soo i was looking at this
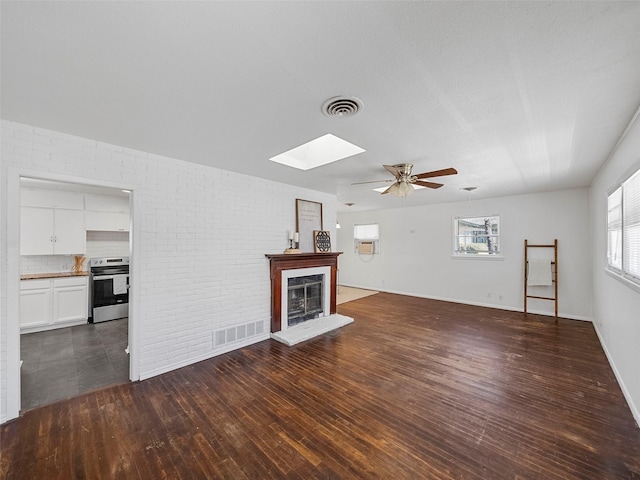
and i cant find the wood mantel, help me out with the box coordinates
[265,252,342,333]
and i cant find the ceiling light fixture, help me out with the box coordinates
[373,184,426,194]
[397,181,414,196]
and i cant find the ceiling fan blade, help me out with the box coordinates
[381,185,393,195]
[351,179,394,185]
[415,167,458,179]
[414,180,444,189]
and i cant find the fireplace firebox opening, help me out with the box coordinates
[287,274,324,326]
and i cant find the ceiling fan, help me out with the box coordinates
[352,163,458,196]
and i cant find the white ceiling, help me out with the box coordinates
[2,1,640,212]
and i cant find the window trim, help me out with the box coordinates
[606,185,623,273]
[605,267,640,294]
[606,164,640,289]
[452,214,502,257]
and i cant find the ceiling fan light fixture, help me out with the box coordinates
[361,163,458,196]
[387,183,401,196]
[398,181,414,196]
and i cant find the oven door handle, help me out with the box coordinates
[92,275,129,281]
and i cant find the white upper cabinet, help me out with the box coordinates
[20,207,86,255]
[53,209,87,254]
[20,187,86,254]
[84,194,129,213]
[85,211,129,232]
[20,187,130,250]
[20,207,55,255]
[84,194,130,231]
[21,188,84,210]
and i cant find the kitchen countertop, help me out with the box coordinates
[21,272,89,280]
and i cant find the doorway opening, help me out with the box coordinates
[18,177,132,411]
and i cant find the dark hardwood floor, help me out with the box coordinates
[2,293,639,479]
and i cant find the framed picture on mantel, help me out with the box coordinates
[314,230,331,253]
[296,199,323,253]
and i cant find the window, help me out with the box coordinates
[354,224,379,254]
[454,215,500,255]
[609,167,640,284]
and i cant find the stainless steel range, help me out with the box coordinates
[90,257,129,323]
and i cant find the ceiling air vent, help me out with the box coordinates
[322,96,363,118]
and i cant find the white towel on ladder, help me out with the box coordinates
[527,259,552,286]
[113,275,128,295]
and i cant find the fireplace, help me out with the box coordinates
[288,274,324,326]
[280,266,331,332]
[265,253,341,333]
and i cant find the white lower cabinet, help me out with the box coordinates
[53,277,89,324]
[20,276,88,333]
[19,280,51,329]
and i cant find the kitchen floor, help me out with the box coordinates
[20,318,129,411]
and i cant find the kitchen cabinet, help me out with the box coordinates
[84,194,129,213]
[85,193,130,232]
[20,276,88,333]
[19,279,51,330]
[85,211,129,231]
[53,277,89,324]
[20,207,86,255]
[21,188,84,210]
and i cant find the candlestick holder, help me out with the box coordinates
[284,239,301,254]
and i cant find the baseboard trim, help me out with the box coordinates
[592,322,640,428]
[339,284,592,322]
[139,332,270,381]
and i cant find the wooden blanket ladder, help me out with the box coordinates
[524,239,558,321]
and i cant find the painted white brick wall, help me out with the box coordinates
[0,120,337,422]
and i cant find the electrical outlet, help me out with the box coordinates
[498,294,504,301]
[487,292,492,298]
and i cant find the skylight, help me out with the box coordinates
[269,134,365,170]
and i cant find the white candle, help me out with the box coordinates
[294,232,299,243]
[288,231,294,240]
